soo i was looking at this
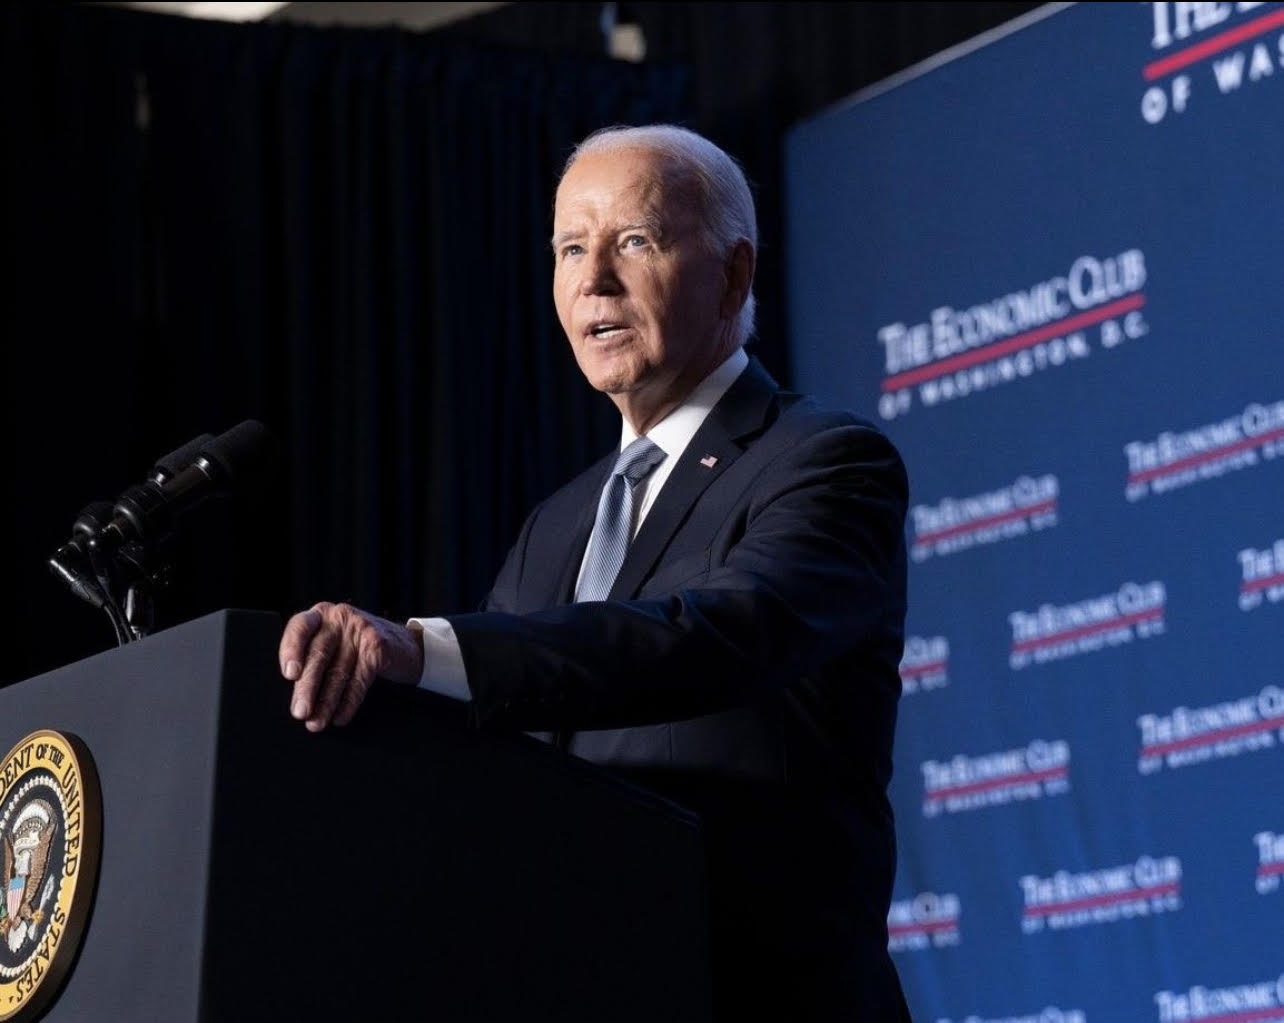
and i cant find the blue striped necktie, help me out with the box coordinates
[575,436,666,602]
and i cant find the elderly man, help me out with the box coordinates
[279,125,910,1019]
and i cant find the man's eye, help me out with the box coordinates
[623,235,647,248]
[561,244,584,258]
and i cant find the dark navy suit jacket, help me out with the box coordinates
[447,357,911,1019]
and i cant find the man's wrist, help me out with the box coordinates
[406,617,472,702]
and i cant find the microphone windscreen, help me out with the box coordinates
[201,420,275,484]
[152,433,215,483]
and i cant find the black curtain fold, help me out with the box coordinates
[1,5,691,684]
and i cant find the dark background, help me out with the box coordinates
[1,2,1039,685]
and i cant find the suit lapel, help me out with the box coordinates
[608,357,780,600]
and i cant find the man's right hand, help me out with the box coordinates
[278,602,424,732]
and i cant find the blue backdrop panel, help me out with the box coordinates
[785,3,1284,1020]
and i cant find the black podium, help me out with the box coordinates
[1,610,711,1021]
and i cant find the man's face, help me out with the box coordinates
[552,147,734,428]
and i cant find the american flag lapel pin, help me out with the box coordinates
[700,454,718,469]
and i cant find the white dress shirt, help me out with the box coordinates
[410,346,749,701]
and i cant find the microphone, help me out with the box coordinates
[47,501,117,609]
[48,432,216,598]
[150,432,216,485]
[88,420,274,557]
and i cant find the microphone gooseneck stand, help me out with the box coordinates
[47,421,271,647]
[49,502,180,645]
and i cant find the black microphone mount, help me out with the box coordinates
[48,421,272,645]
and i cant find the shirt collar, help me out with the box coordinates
[619,347,750,458]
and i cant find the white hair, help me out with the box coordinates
[564,124,757,346]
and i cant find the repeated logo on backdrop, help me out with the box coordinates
[900,636,951,695]
[875,251,1149,422]
[887,891,961,952]
[1238,538,1284,611]
[1008,581,1166,671]
[1254,831,1284,895]
[1153,975,1284,1023]
[1141,1,1284,125]
[921,741,1071,818]
[1019,855,1182,934]
[1123,399,1284,502]
[910,475,1058,563]
[787,1,1284,1018]
[1137,685,1284,774]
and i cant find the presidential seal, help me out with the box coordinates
[0,731,101,1021]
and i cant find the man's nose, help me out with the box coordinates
[581,246,623,295]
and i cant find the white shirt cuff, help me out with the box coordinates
[406,617,472,702]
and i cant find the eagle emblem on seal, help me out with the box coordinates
[0,799,57,954]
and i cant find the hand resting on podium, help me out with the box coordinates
[278,602,424,732]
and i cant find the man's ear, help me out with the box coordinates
[720,240,756,319]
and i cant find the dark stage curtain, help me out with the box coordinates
[0,5,690,684]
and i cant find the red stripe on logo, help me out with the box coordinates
[881,294,1144,392]
[914,498,1057,545]
[901,660,948,678]
[1141,714,1284,757]
[1023,880,1180,917]
[1242,570,1284,594]
[1128,425,1284,485]
[887,918,959,937]
[1156,1008,1284,1023]
[1011,608,1163,654]
[924,765,1067,801]
[1143,6,1284,81]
